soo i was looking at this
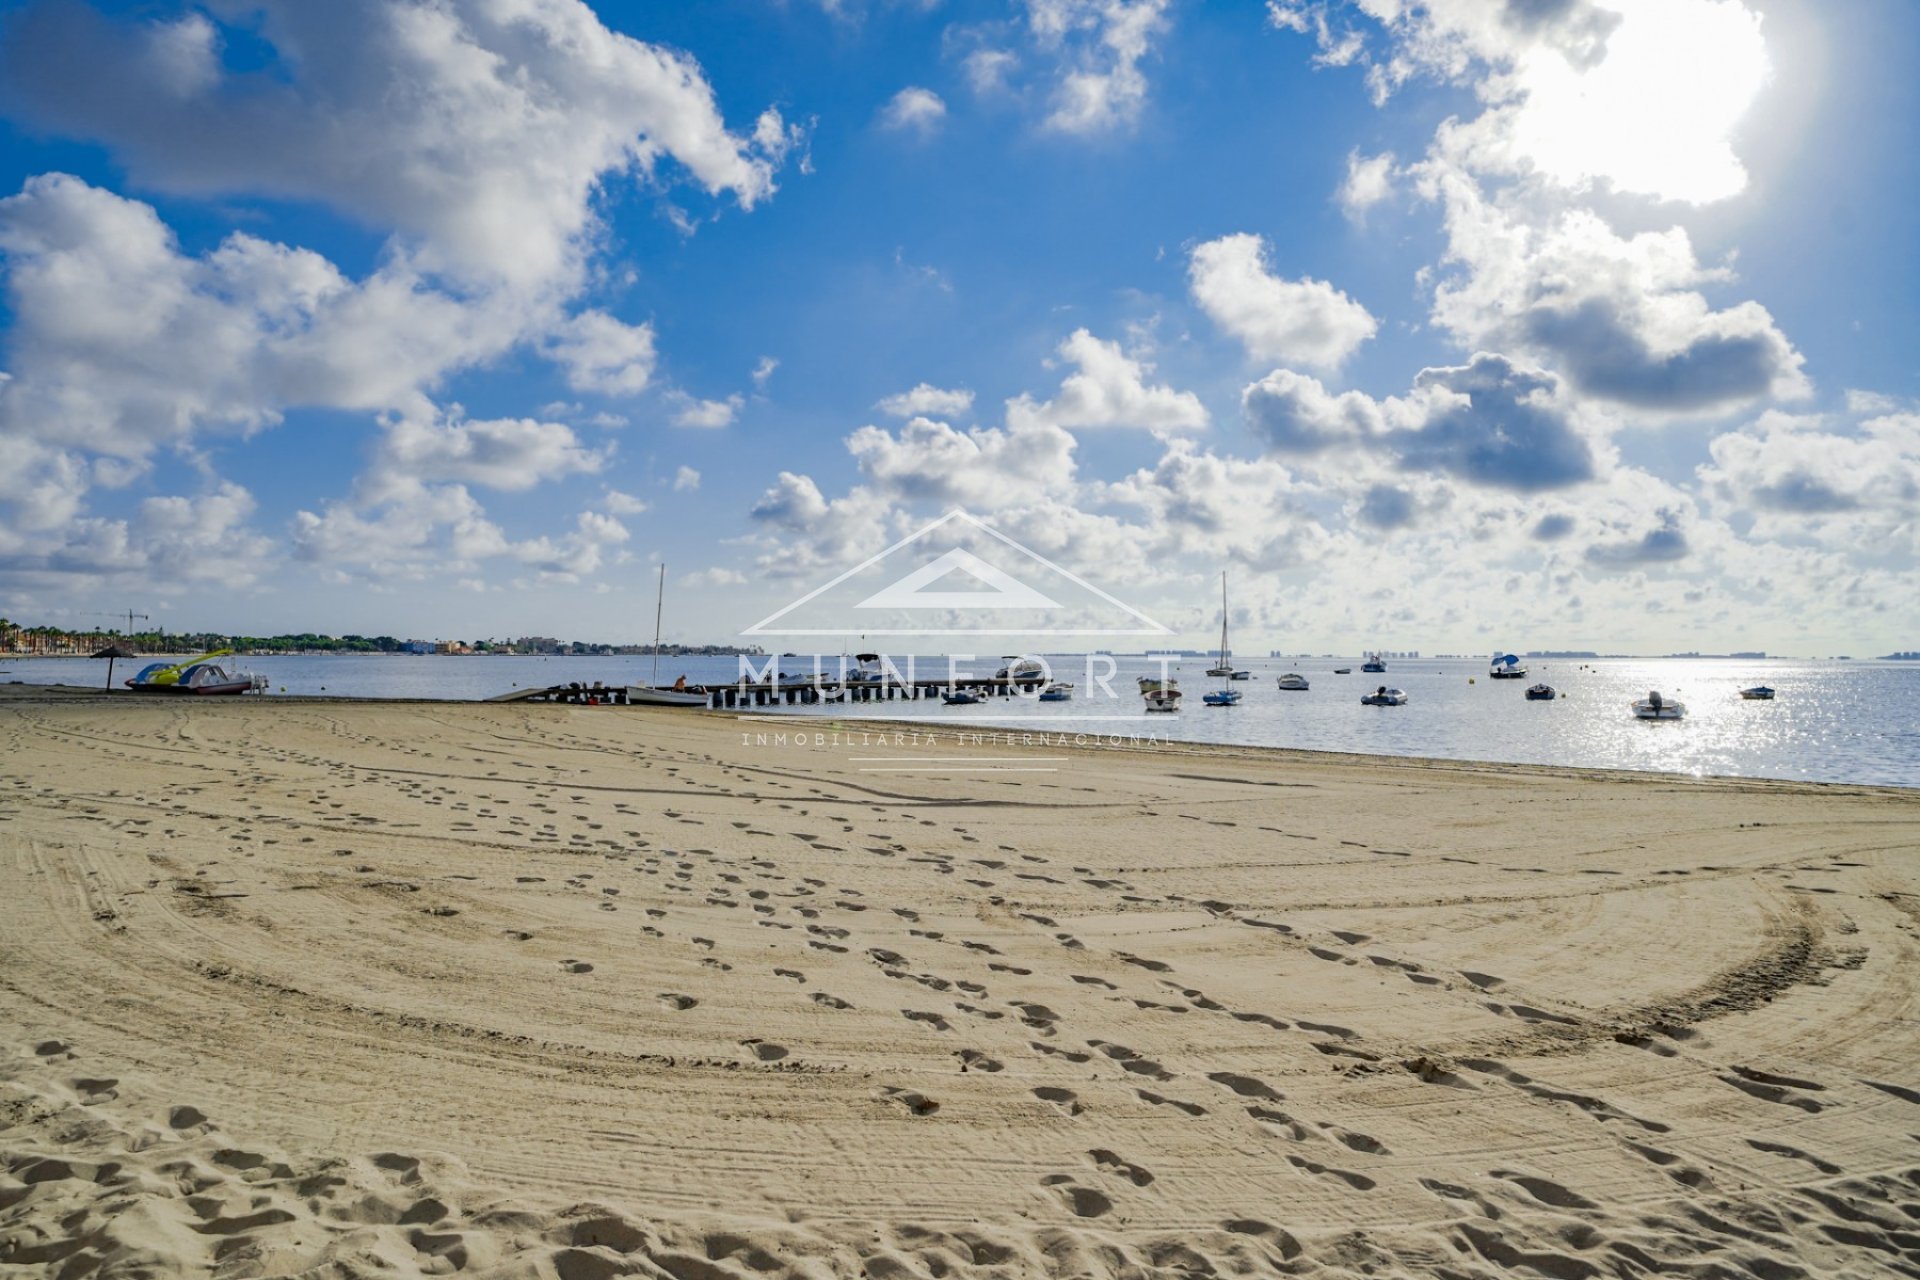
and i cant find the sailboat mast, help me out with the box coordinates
[650,563,666,687]
[1219,570,1229,664]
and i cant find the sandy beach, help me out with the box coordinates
[3,687,1918,1279]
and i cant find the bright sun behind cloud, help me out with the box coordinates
[1508,0,1772,204]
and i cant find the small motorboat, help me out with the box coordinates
[1360,686,1407,706]
[628,685,710,707]
[1138,676,1178,695]
[1525,683,1556,701]
[1037,682,1075,702]
[1488,652,1528,679]
[1230,669,1253,680]
[943,691,983,706]
[1143,688,1181,714]
[1202,688,1242,706]
[1275,673,1309,691]
[995,657,1047,683]
[1360,652,1386,673]
[1333,667,1351,675]
[1632,691,1686,720]
[1739,686,1776,700]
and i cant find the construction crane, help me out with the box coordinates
[83,609,151,635]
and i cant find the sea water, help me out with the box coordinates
[6,653,1914,789]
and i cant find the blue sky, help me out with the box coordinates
[0,0,1914,655]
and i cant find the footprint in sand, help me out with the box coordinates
[1490,1170,1597,1210]
[658,993,698,1011]
[903,1009,951,1032]
[1207,1071,1282,1101]
[560,959,594,973]
[72,1077,119,1105]
[1330,1127,1392,1155]
[1032,1086,1083,1116]
[1286,1154,1375,1191]
[810,992,853,1010]
[1297,1019,1358,1039]
[1248,1106,1313,1141]
[1718,1072,1823,1112]
[1231,1011,1290,1032]
[1135,1090,1207,1117]
[743,1040,789,1062]
[1088,1148,1155,1186]
[1730,1064,1826,1092]
[1042,1178,1111,1218]
[875,1086,940,1116]
[958,1049,1004,1073]
[1744,1138,1843,1176]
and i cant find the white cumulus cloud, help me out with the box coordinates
[880,87,947,135]
[1027,0,1171,135]
[544,311,657,397]
[876,383,976,418]
[1189,233,1378,369]
[1338,149,1397,221]
[1006,329,1208,433]
[0,0,793,290]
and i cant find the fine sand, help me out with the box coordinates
[3,686,1918,1279]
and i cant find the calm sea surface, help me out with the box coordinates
[6,652,1914,789]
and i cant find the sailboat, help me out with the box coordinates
[1203,571,1243,705]
[628,564,709,707]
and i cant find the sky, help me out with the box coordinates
[0,0,1914,656]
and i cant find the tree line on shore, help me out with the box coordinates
[1,619,762,658]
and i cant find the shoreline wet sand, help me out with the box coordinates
[4,688,1918,1278]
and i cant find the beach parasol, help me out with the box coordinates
[90,643,139,690]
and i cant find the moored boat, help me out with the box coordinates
[1205,572,1247,678]
[1360,686,1407,706]
[995,656,1047,683]
[1143,689,1181,713]
[943,691,983,706]
[1361,652,1386,673]
[1632,691,1686,720]
[1037,682,1074,702]
[1739,685,1776,700]
[1525,683,1556,701]
[1489,652,1528,679]
[1202,688,1242,706]
[627,685,709,707]
[1275,673,1309,691]
[629,565,710,709]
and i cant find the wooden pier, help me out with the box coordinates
[492,675,1049,710]
[703,674,1048,710]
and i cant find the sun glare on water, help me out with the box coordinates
[1509,0,1772,204]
